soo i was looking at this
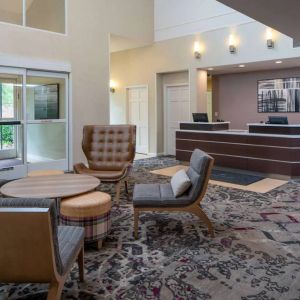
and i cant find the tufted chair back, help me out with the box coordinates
[82,125,136,171]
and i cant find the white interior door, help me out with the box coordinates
[127,86,148,154]
[166,84,190,155]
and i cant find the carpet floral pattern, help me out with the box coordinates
[0,157,300,300]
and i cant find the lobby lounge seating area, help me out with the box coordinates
[0,0,300,299]
[0,154,299,299]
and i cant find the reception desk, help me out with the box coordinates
[180,122,230,131]
[176,123,300,177]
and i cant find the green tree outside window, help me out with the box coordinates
[0,83,15,149]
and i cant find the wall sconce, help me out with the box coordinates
[110,80,117,93]
[194,41,202,59]
[228,34,237,54]
[266,28,275,49]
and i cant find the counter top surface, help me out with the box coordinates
[176,129,300,138]
[247,123,300,127]
[180,121,230,125]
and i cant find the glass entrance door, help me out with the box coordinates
[0,68,69,180]
[26,71,69,172]
[0,68,26,180]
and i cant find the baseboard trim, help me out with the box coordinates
[147,152,165,156]
[156,152,166,156]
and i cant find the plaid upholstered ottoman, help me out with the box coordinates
[60,191,111,249]
[27,169,64,177]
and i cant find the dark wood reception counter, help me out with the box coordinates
[180,121,230,131]
[248,123,300,135]
[176,123,300,177]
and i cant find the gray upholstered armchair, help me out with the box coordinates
[0,198,85,300]
[133,149,214,239]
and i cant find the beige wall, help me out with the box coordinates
[212,68,300,129]
[0,0,153,166]
[108,0,154,47]
[111,21,300,153]
[110,38,192,153]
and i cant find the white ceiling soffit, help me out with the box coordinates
[154,0,254,42]
[206,57,300,76]
[217,0,300,43]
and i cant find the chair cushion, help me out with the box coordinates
[133,183,193,207]
[171,169,191,197]
[28,170,64,177]
[58,225,85,275]
[74,163,127,181]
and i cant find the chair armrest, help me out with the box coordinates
[73,163,88,174]
[121,163,133,180]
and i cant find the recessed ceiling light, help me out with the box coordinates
[275,60,282,64]
[208,68,214,71]
[239,64,245,68]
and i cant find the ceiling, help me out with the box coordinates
[206,57,300,76]
[217,0,300,43]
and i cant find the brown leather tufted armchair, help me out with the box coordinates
[74,125,136,205]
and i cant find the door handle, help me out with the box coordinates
[0,167,14,171]
[0,121,21,126]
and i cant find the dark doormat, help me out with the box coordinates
[211,169,265,186]
[0,158,22,169]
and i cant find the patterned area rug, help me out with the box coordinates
[1,156,300,300]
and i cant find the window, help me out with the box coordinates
[0,0,23,25]
[26,0,65,33]
[0,0,66,34]
[0,81,16,151]
[0,75,22,158]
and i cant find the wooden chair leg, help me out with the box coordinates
[124,180,130,201]
[78,246,84,282]
[115,182,121,206]
[48,280,64,300]
[97,239,103,250]
[134,209,139,240]
[192,206,215,237]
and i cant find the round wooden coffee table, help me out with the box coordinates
[0,174,100,199]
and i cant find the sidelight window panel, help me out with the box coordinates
[0,0,23,25]
[0,0,66,34]
[26,0,66,33]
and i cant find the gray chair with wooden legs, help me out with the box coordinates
[74,125,136,205]
[0,198,85,300]
[133,149,215,239]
